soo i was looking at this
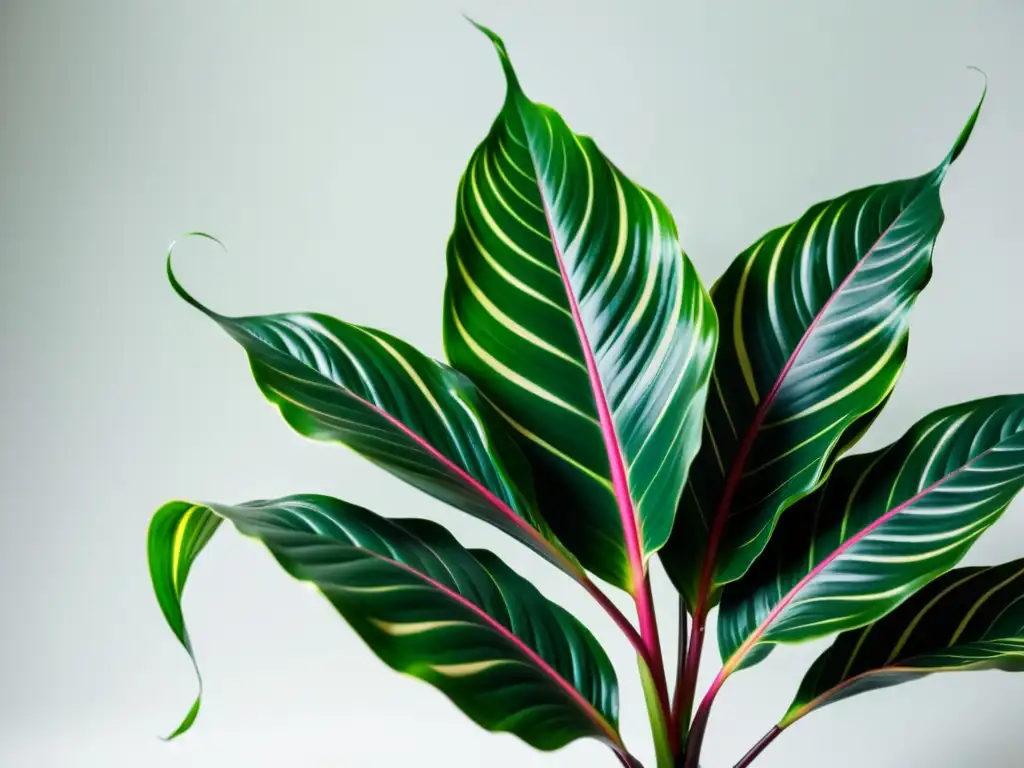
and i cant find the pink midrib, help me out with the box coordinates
[331,372,655,669]
[696,213,907,616]
[785,664,933,726]
[531,184,670,718]
[370,548,621,745]
[532,185,645,594]
[345,389,575,572]
[262,338,652,662]
[726,441,1002,674]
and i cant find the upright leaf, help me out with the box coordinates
[718,396,1024,673]
[662,89,985,609]
[443,24,717,592]
[783,558,1024,727]
[167,244,580,578]
[149,495,624,754]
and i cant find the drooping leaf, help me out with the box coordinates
[149,494,625,754]
[442,24,717,592]
[166,242,580,579]
[782,558,1024,727]
[661,88,985,609]
[717,395,1024,673]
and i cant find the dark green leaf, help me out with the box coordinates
[148,494,624,754]
[783,558,1024,726]
[167,240,580,579]
[718,395,1024,673]
[661,89,985,609]
[443,24,718,592]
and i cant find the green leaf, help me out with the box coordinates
[661,88,985,609]
[166,240,581,579]
[717,395,1024,674]
[148,494,625,754]
[782,558,1024,727]
[442,23,718,592]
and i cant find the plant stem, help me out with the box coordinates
[733,726,782,768]
[615,750,646,768]
[582,576,651,665]
[673,597,707,760]
[634,572,675,763]
[672,601,689,745]
[581,572,672,763]
[683,664,730,768]
[636,573,669,699]
[677,603,689,677]
[640,660,674,767]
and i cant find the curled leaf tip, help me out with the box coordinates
[160,695,202,741]
[965,64,988,113]
[966,64,989,89]
[165,232,228,320]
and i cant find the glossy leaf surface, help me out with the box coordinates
[718,396,1024,671]
[167,246,580,578]
[662,92,984,608]
[443,25,717,592]
[149,495,623,753]
[783,558,1024,726]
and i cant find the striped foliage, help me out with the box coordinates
[783,558,1024,727]
[166,244,580,578]
[443,24,717,592]
[661,92,985,609]
[148,495,624,754]
[717,396,1024,673]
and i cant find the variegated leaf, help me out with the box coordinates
[661,88,985,611]
[443,24,717,592]
[167,242,579,578]
[782,558,1024,728]
[718,396,1024,674]
[149,495,626,755]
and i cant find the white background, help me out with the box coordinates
[2,1,1022,766]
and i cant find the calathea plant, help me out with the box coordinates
[147,21,1021,768]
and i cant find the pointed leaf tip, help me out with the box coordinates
[463,15,505,52]
[944,67,987,168]
[465,18,521,96]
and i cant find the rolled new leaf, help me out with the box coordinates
[166,243,580,579]
[443,23,717,593]
[782,558,1024,728]
[663,84,985,610]
[718,395,1024,673]
[149,494,624,754]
